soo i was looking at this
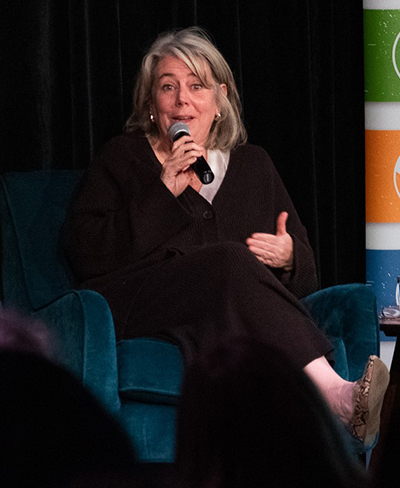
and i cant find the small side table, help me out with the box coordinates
[369,317,400,484]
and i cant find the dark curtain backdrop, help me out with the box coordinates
[0,0,365,289]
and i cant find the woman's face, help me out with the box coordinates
[150,55,226,148]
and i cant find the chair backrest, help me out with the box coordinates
[0,170,83,312]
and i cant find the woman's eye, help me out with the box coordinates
[161,84,174,91]
[192,84,203,90]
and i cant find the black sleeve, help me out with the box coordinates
[64,136,194,281]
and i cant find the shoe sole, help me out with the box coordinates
[364,356,390,447]
[351,355,390,449]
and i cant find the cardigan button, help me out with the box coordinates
[203,210,214,220]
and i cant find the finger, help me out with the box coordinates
[248,244,270,258]
[173,146,201,161]
[247,241,277,262]
[276,212,289,236]
[247,235,277,247]
[252,252,275,267]
[166,150,202,172]
[247,233,271,242]
[254,255,266,265]
[171,135,193,149]
[172,138,205,155]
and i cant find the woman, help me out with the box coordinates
[64,27,388,450]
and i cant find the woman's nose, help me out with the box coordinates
[175,86,189,106]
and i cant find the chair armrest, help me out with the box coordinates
[33,289,120,413]
[302,284,380,381]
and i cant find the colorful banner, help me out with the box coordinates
[364,9,400,101]
[364,1,400,339]
[365,130,400,223]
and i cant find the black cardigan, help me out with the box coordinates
[65,130,318,332]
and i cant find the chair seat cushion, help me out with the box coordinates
[117,338,184,405]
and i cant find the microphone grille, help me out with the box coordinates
[168,122,190,142]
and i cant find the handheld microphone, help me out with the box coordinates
[167,122,214,185]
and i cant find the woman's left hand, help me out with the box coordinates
[246,212,294,271]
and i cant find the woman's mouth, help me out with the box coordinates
[172,116,194,123]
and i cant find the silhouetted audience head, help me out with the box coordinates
[175,337,373,488]
[0,309,139,487]
[0,308,54,358]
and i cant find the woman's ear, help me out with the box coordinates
[220,83,228,96]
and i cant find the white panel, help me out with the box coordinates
[365,102,400,130]
[366,222,400,249]
[364,0,400,9]
[380,341,396,370]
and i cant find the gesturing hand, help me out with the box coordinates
[246,212,294,271]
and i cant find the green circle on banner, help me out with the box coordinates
[364,9,400,101]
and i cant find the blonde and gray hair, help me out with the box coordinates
[125,27,247,151]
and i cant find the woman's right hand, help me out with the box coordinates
[160,136,204,197]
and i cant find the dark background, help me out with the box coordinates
[0,0,365,289]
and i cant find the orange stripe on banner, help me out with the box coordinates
[365,130,400,223]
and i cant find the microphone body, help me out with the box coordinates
[167,122,214,185]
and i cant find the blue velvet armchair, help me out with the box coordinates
[0,170,380,462]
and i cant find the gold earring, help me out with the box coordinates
[150,113,155,123]
[215,112,221,121]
